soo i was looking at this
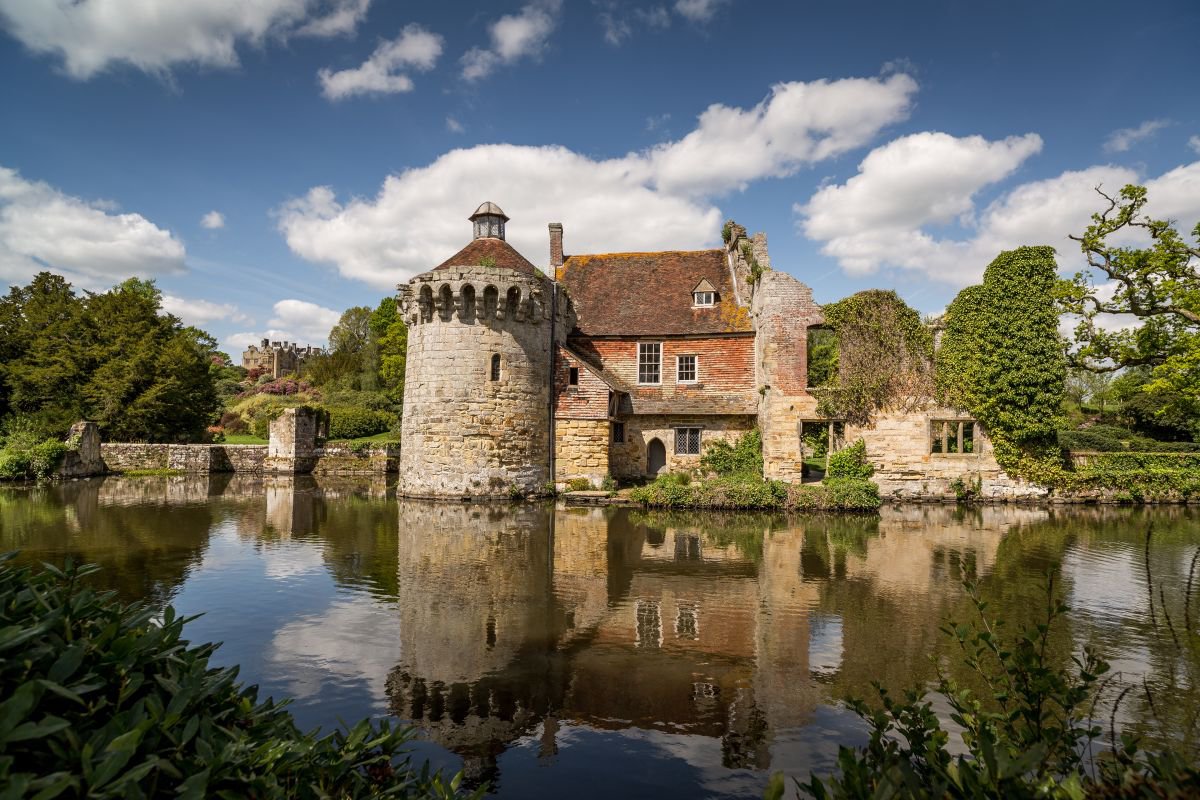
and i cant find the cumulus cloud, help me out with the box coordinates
[225,298,341,351]
[318,24,443,100]
[277,73,918,288]
[201,210,226,229]
[798,128,1200,286]
[461,0,561,81]
[0,165,185,287]
[162,294,248,325]
[674,0,730,23]
[1190,135,1200,155]
[0,0,372,80]
[1103,119,1170,153]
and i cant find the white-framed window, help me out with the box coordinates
[693,291,715,307]
[677,354,697,383]
[638,342,662,384]
[675,426,701,455]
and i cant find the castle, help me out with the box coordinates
[241,338,322,379]
[397,202,1038,500]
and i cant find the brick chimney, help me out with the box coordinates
[548,222,563,270]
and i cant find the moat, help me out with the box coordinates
[3,475,1198,798]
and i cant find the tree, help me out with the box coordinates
[1059,184,1199,438]
[936,247,1067,475]
[329,306,372,357]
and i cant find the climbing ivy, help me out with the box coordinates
[816,290,934,424]
[935,246,1067,480]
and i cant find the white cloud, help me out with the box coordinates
[225,298,341,351]
[1103,119,1170,153]
[1190,135,1200,155]
[445,116,464,134]
[800,131,1044,271]
[0,165,185,287]
[461,0,561,81]
[201,210,226,229]
[598,3,670,45]
[162,294,249,326]
[0,0,372,80]
[318,24,443,100]
[277,74,917,288]
[645,73,919,196]
[798,124,1200,287]
[673,0,730,23]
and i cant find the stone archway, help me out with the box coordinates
[646,438,666,476]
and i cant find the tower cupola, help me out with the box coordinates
[470,201,509,240]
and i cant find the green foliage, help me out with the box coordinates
[806,328,839,388]
[0,418,70,480]
[477,256,497,268]
[825,439,874,479]
[798,577,1200,798]
[721,220,734,243]
[564,477,593,492]
[326,406,397,440]
[0,273,222,443]
[600,474,617,492]
[0,555,478,799]
[630,473,880,511]
[1059,185,1200,440]
[936,247,1068,480]
[817,290,934,424]
[740,241,767,284]
[700,428,763,477]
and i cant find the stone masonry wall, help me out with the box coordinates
[397,265,574,498]
[751,270,824,481]
[610,414,755,478]
[311,444,400,476]
[847,408,1047,501]
[100,444,268,474]
[554,418,610,487]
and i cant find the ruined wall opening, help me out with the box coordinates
[437,284,453,322]
[806,325,837,389]
[505,286,521,318]
[799,419,846,482]
[419,285,433,323]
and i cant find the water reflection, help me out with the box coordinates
[2,478,1198,798]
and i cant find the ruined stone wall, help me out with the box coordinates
[847,408,1047,501]
[56,421,105,478]
[100,443,268,474]
[609,413,755,478]
[751,271,824,481]
[397,266,573,498]
[554,419,610,487]
[311,444,400,476]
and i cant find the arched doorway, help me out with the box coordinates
[646,438,666,476]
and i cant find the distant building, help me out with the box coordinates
[241,339,322,380]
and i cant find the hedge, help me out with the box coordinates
[629,474,880,511]
[325,406,397,440]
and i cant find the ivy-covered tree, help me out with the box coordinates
[816,290,934,424]
[936,247,1067,475]
[1058,185,1199,439]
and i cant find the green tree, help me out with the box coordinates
[1059,184,1199,438]
[936,247,1067,477]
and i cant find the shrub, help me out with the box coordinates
[326,406,397,440]
[565,477,593,492]
[0,438,68,480]
[825,439,874,479]
[700,428,763,477]
[600,474,617,492]
[1059,429,1125,452]
[0,556,479,799]
[821,477,881,510]
[794,577,1200,798]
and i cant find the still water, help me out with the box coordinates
[3,475,1199,798]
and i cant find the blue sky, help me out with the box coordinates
[1,0,1197,353]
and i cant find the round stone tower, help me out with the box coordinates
[397,202,575,498]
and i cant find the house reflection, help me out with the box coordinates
[383,503,1033,788]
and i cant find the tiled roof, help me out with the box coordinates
[434,238,538,274]
[556,250,751,336]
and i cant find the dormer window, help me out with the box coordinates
[691,278,717,307]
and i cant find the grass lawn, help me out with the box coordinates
[221,432,398,446]
[223,434,267,445]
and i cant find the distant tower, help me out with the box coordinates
[397,202,575,498]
